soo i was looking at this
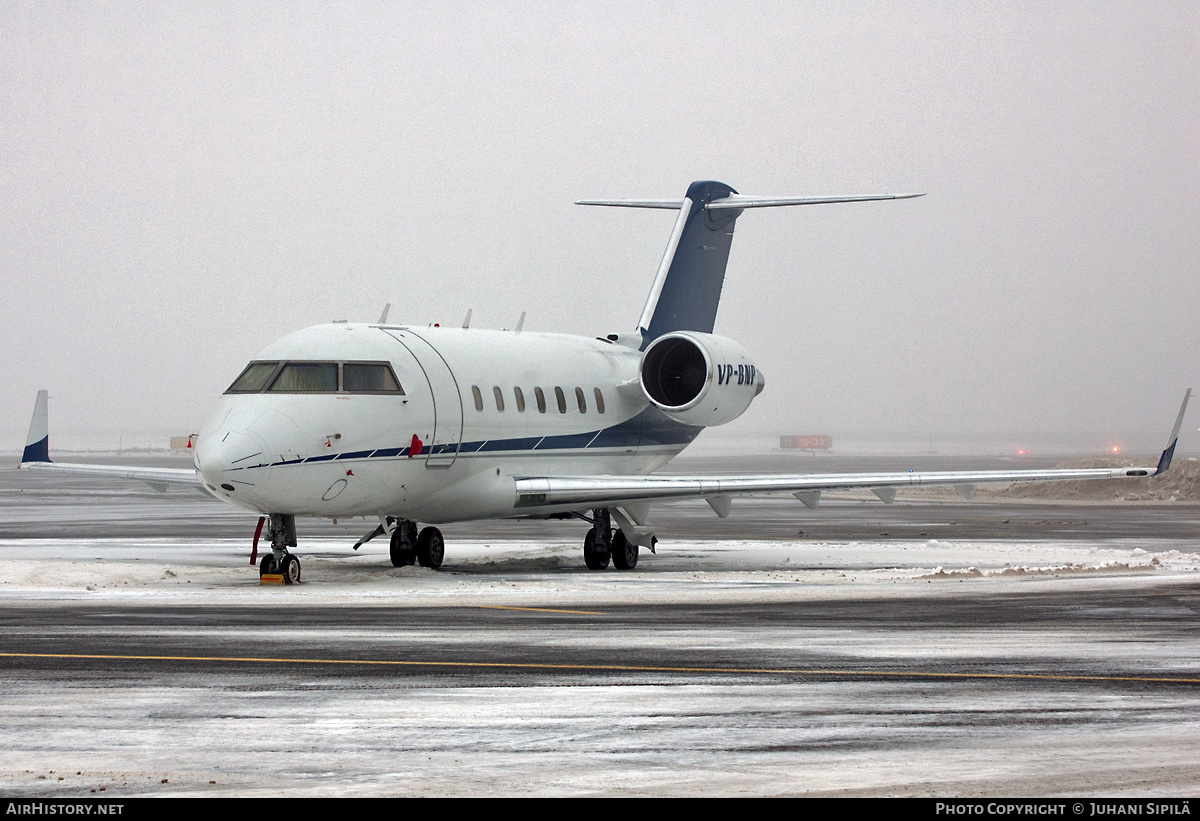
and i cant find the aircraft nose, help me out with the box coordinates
[196,430,268,489]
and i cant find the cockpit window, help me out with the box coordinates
[269,363,339,392]
[226,360,405,395]
[343,363,404,394]
[226,362,279,393]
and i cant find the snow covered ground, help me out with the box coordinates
[0,535,1196,601]
[0,536,1198,796]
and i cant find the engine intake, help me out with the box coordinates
[640,332,762,427]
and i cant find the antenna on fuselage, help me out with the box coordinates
[377,303,391,324]
[462,309,472,329]
[514,311,525,333]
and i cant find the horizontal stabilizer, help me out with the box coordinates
[577,193,925,211]
[706,193,924,210]
[576,198,686,209]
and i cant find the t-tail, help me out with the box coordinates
[578,180,924,347]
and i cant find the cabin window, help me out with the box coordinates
[493,386,505,411]
[226,362,279,393]
[268,363,338,393]
[594,388,605,414]
[535,387,546,413]
[514,387,526,412]
[343,363,404,394]
[554,387,567,413]
[575,387,587,413]
[472,385,483,412]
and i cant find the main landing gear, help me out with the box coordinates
[389,518,445,569]
[583,509,638,571]
[258,513,302,584]
[255,513,447,582]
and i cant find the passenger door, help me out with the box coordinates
[379,329,463,469]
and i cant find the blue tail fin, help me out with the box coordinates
[640,180,741,344]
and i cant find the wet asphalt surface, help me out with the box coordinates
[1,453,1198,795]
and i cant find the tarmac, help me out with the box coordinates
[1,452,1197,796]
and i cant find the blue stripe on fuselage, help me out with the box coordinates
[241,407,701,469]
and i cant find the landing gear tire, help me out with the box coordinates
[258,555,277,576]
[279,553,301,585]
[416,527,445,569]
[390,522,416,567]
[583,529,610,570]
[610,531,638,570]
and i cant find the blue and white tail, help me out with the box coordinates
[578,180,923,347]
[22,389,50,464]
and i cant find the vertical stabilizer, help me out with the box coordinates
[640,181,741,345]
[22,390,50,463]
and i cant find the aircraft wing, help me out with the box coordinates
[514,390,1192,545]
[515,462,1159,509]
[18,460,201,487]
[17,390,201,491]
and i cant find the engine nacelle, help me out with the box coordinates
[639,331,764,427]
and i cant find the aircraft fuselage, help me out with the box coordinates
[194,322,710,522]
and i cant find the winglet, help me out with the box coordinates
[22,390,50,464]
[1154,388,1192,475]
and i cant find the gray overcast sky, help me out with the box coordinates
[2,2,1197,451]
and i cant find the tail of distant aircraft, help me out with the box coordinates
[578,180,923,348]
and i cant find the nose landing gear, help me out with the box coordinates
[258,513,301,584]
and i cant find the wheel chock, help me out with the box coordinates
[260,574,285,585]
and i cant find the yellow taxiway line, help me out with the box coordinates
[2,652,1198,685]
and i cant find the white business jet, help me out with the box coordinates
[19,181,1192,583]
